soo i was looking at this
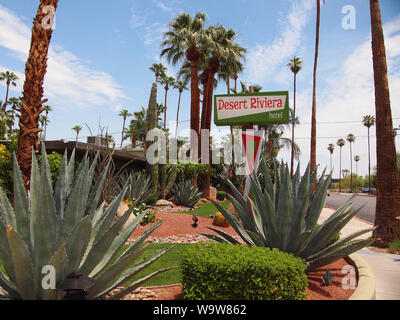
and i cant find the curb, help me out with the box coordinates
[348,253,376,300]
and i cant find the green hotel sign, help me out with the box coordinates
[214,91,290,126]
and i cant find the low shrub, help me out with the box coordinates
[181,243,308,300]
[389,239,400,255]
[216,190,227,201]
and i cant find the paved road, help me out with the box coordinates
[325,193,376,224]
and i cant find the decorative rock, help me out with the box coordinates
[156,199,174,207]
[226,203,241,221]
[116,201,136,229]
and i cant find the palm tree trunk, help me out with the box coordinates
[370,0,400,243]
[120,117,126,148]
[164,86,168,131]
[17,0,58,189]
[350,143,353,193]
[75,132,79,145]
[3,82,10,113]
[187,45,200,159]
[310,0,320,175]
[175,90,182,139]
[290,73,297,177]
[339,147,342,192]
[368,127,371,192]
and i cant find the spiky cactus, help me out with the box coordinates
[145,82,159,194]
[0,145,173,300]
[205,161,374,270]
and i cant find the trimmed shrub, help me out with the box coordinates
[216,190,227,201]
[181,243,308,300]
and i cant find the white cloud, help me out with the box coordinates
[244,0,314,85]
[0,5,126,110]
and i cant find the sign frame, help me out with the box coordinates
[214,91,290,126]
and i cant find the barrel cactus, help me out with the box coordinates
[212,212,230,228]
[204,160,374,270]
[0,145,173,300]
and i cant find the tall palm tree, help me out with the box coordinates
[346,133,356,193]
[42,104,52,140]
[310,0,326,176]
[149,63,167,83]
[287,56,303,177]
[72,125,82,145]
[327,143,335,173]
[17,0,59,188]
[354,155,360,176]
[362,115,375,192]
[0,71,19,112]
[39,115,50,140]
[370,0,400,243]
[337,138,346,192]
[173,80,188,138]
[118,109,132,148]
[159,75,175,132]
[161,12,207,160]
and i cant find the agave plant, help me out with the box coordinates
[205,160,374,270]
[0,145,173,300]
[173,180,202,208]
[115,170,157,206]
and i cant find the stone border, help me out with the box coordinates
[348,253,376,300]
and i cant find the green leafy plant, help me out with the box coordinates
[204,160,374,270]
[181,243,308,300]
[0,145,174,300]
[173,180,202,208]
[216,190,227,201]
[389,239,400,254]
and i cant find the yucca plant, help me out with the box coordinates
[0,145,174,300]
[204,160,374,270]
[173,180,202,208]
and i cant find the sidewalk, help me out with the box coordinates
[320,208,400,300]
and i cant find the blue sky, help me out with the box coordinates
[0,0,399,178]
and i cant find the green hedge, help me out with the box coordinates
[216,190,227,201]
[181,243,308,300]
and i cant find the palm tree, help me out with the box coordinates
[0,71,19,112]
[362,115,375,192]
[72,125,82,145]
[118,109,132,148]
[2,110,15,138]
[173,80,188,138]
[310,0,326,176]
[159,75,175,131]
[370,0,400,243]
[17,0,59,188]
[149,63,167,83]
[39,115,50,140]
[346,133,356,193]
[287,56,303,177]
[124,107,147,149]
[354,155,360,175]
[161,12,207,159]
[327,143,335,173]
[202,25,246,133]
[337,138,346,192]
[41,104,52,140]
